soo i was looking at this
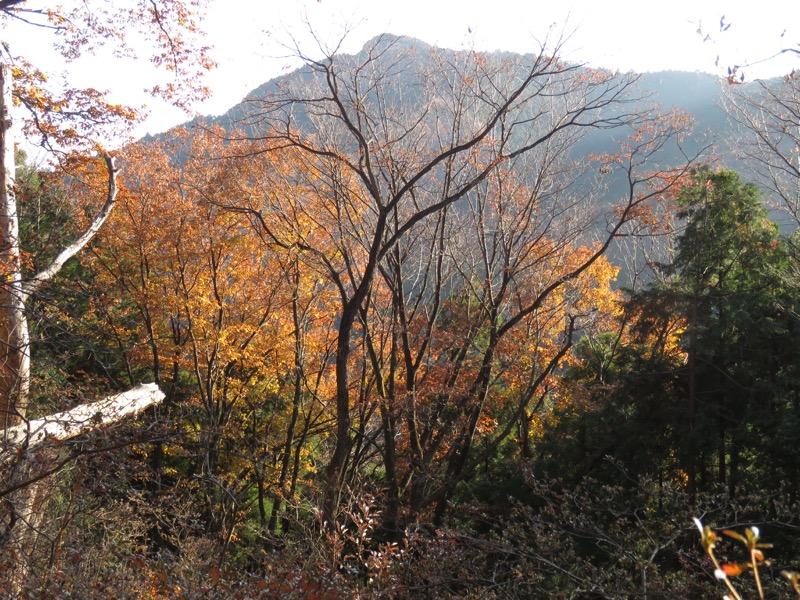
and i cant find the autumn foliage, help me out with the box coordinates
[7,25,800,599]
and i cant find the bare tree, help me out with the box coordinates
[727,78,800,225]
[227,32,699,523]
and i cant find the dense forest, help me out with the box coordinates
[3,5,800,599]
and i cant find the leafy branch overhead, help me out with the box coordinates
[1,0,216,151]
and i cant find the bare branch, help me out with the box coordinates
[22,153,119,298]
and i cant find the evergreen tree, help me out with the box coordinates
[667,167,793,496]
[545,167,800,498]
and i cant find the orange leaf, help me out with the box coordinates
[721,563,750,577]
[722,529,747,543]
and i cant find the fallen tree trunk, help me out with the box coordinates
[1,382,165,458]
[0,383,165,592]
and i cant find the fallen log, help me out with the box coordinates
[0,383,165,590]
[1,382,165,459]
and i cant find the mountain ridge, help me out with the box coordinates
[166,35,758,175]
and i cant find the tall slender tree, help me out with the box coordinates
[0,1,213,588]
[0,0,213,427]
[229,33,700,521]
[667,167,789,496]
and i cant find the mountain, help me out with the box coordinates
[152,33,777,181]
[156,35,777,285]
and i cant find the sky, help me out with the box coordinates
[4,0,800,143]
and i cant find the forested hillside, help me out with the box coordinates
[3,28,800,599]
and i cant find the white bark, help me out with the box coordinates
[1,383,165,457]
[0,57,120,428]
[0,60,28,430]
[0,382,164,593]
[22,154,120,298]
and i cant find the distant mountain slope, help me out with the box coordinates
[143,36,781,287]
[184,37,761,174]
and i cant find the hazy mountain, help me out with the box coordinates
[186,36,760,174]
[143,35,781,289]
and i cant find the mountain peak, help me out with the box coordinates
[360,33,429,52]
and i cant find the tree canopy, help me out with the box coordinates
[3,27,800,599]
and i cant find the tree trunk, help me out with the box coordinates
[0,57,120,433]
[323,300,358,520]
[0,56,143,593]
[0,61,28,431]
[1,383,165,593]
[2,383,165,458]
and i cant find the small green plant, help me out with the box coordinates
[694,517,800,599]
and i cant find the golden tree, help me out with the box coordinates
[222,34,703,524]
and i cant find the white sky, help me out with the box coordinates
[4,0,800,142]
